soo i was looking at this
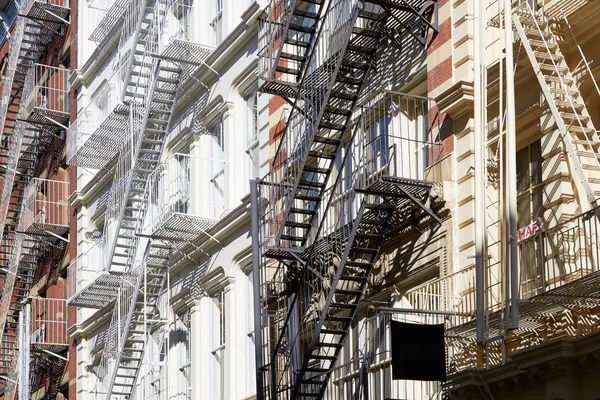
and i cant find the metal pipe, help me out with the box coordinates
[474,0,486,344]
[504,0,519,330]
[250,179,265,400]
[24,302,30,399]
[373,306,474,317]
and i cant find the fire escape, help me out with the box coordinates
[254,0,441,398]
[0,0,70,397]
[394,2,600,378]
[65,0,214,397]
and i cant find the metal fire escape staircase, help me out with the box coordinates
[259,0,328,99]
[0,0,69,394]
[257,1,440,399]
[102,240,171,399]
[263,0,392,258]
[513,5,600,213]
[93,0,182,397]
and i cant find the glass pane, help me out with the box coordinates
[517,193,531,228]
[530,140,542,186]
[516,147,530,194]
[532,186,544,220]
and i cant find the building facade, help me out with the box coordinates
[0,0,73,398]
[0,0,597,399]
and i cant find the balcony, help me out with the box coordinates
[89,0,129,46]
[24,0,70,38]
[147,153,224,243]
[30,297,68,350]
[67,102,131,169]
[21,178,69,237]
[22,64,70,130]
[67,242,125,309]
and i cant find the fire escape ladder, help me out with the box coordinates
[264,0,388,256]
[513,5,600,213]
[101,62,181,398]
[291,199,393,398]
[105,241,171,399]
[259,0,328,98]
[104,0,180,275]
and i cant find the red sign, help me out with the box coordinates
[518,220,542,242]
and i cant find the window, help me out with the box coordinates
[167,0,191,41]
[366,112,390,179]
[516,140,543,229]
[212,290,226,400]
[174,310,192,399]
[516,139,544,296]
[210,0,223,45]
[244,89,259,181]
[209,120,225,218]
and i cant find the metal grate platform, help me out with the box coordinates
[67,271,128,309]
[151,212,218,246]
[89,0,129,44]
[26,1,70,36]
[68,103,131,169]
[159,38,214,77]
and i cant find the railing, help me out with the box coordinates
[259,90,445,397]
[23,64,70,121]
[261,0,364,252]
[30,0,70,8]
[261,90,444,250]
[323,313,445,399]
[147,153,224,234]
[65,71,127,168]
[66,242,106,304]
[22,178,70,234]
[518,208,600,299]
[30,297,68,346]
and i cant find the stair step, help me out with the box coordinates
[545,75,574,85]
[355,232,383,240]
[550,87,578,97]
[296,194,321,202]
[303,165,329,174]
[329,90,357,101]
[298,179,325,189]
[157,76,179,84]
[280,52,306,62]
[308,150,336,159]
[330,302,357,309]
[560,112,589,124]
[284,37,310,48]
[569,126,597,135]
[308,354,337,361]
[334,289,362,296]
[276,65,300,75]
[305,367,329,373]
[290,207,316,215]
[313,136,341,146]
[281,235,304,242]
[539,63,569,74]
[324,105,352,116]
[314,341,343,348]
[529,39,557,51]
[349,246,378,254]
[288,22,316,34]
[335,75,362,86]
[293,8,319,19]
[285,221,311,229]
[534,51,562,63]
[340,274,368,282]
[320,328,347,335]
[555,100,584,112]
[352,26,380,38]
[319,121,346,131]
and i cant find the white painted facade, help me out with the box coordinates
[68,0,269,399]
